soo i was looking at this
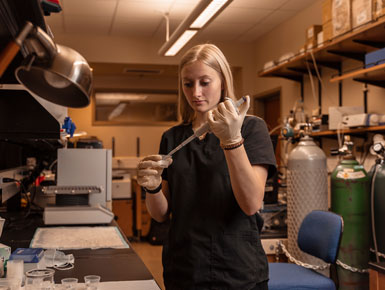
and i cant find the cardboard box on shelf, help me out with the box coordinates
[323,20,333,41]
[322,0,332,24]
[317,31,325,47]
[332,0,352,37]
[373,0,385,19]
[352,0,372,29]
[306,25,323,41]
[306,38,318,50]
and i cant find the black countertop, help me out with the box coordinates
[0,210,154,283]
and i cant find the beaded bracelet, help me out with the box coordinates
[144,183,162,194]
[221,138,244,150]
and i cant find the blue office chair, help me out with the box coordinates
[268,210,344,290]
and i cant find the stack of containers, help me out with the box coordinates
[323,0,385,43]
[373,0,385,19]
[352,0,372,29]
[322,0,333,42]
[305,25,323,50]
[332,0,351,37]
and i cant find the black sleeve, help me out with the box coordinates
[242,116,277,179]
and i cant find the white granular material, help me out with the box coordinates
[30,226,129,249]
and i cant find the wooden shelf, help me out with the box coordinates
[330,62,385,88]
[311,125,385,137]
[258,17,385,82]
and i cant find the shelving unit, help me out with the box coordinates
[258,16,385,88]
[258,16,385,138]
[330,62,385,88]
[311,125,385,137]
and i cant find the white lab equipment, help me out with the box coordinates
[43,148,114,225]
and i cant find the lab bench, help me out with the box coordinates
[0,211,156,285]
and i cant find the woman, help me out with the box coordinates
[137,44,276,290]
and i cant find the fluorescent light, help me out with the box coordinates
[165,30,198,56]
[95,93,148,105]
[158,0,233,56]
[190,0,228,29]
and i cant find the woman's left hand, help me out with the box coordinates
[207,95,250,146]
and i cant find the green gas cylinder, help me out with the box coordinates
[331,136,370,290]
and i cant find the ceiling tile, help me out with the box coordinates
[62,0,117,17]
[111,19,160,37]
[237,23,276,42]
[46,0,317,45]
[168,2,197,21]
[259,10,294,25]
[199,22,255,42]
[230,0,288,9]
[215,7,272,24]
[64,15,112,34]
[280,0,315,10]
[115,1,172,20]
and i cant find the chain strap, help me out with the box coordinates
[277,241,370,273]
[370,248,385,259]
[336,260,369,273]
[277,241,330,270]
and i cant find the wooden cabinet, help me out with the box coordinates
[112,199,134,238]
[369,262,385,290]
[112,179,152,239]
[132,179,152,238]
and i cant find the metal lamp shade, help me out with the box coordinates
[15,44,92,108]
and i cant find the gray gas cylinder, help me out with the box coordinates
[287,135,328,266]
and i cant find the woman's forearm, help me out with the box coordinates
[145,181,170,222]
[224,145,268,215]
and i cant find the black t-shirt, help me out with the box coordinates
[159,115,277,290]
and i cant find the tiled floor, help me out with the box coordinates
[130,241,165,290]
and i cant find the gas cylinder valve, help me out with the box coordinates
[331,135,354,156]
[370,134,385,158]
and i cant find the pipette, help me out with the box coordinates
[163,96,247,160]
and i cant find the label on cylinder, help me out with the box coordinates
[337,171,366,179]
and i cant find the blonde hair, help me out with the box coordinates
[178,44,235,124]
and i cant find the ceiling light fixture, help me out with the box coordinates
[95,92,148,105]
[158,0,233,57]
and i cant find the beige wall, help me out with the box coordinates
[251,0,385,177]
[54,33,256,156]
[253,0,385,121]
[62,0,385,158]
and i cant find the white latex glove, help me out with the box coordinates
[207,95,250,146]
[137,155,172,190]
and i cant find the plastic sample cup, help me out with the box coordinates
[25,268,55,290]
[61,277,78,289]
[84,275,100,290]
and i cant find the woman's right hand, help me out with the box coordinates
[137,155,172,190]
